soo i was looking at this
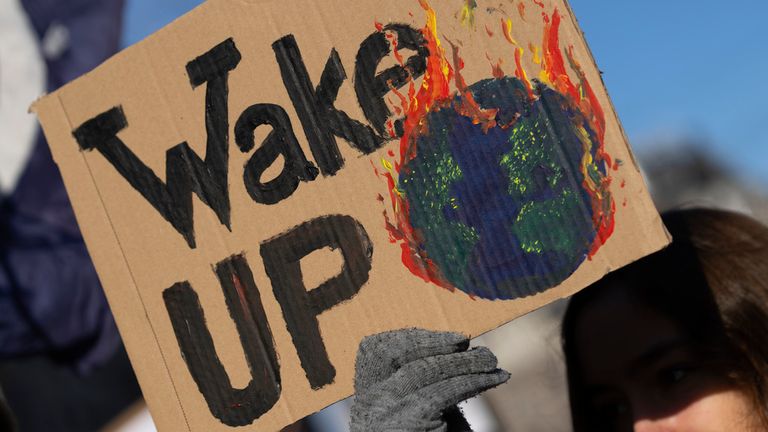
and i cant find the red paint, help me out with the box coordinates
[385,31,406,66]
[449,40,498,132]
[385,119,396,138]
[517,1,527,20]
[532,0,545,8]
[487,53,506,79]
[542,10,578,101]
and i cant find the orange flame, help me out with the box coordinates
[517,2,527,21]
[514,47,534,99]
[449,40,499,132]
[501,18,518,45]
[486,53,506,79]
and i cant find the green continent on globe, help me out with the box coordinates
[398,76,606,300]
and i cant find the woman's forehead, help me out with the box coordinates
[572,288,689,378]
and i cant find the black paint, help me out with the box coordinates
[72,38,242,248]
[260,215,373,389]
[354,24,428,138]
[273,35,386,176]
[163,254,281,427]
[235,103,319,205]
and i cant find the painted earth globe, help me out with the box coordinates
[399,76,608,300]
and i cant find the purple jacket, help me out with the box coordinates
[0,0,124,374]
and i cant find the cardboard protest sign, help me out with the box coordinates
[33,0,669,429]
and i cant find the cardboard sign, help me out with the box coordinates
[33,0,669,430]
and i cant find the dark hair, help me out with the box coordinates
[562,208,768,431]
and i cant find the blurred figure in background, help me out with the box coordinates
[0,0,141,430]
[643,143,768,221]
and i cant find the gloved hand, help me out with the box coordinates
[350,328,510,432]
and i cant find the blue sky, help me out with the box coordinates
[124,0,768,184]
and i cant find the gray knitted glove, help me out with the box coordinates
[350,328,510,432]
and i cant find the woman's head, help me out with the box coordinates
[563,208,768,431]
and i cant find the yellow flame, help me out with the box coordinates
[529,43,542,64]
[459,0,477,29]
[515,47,532,85]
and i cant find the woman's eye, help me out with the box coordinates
[658,364,696,387]
[670,369,688,382]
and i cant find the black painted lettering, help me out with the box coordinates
[354,24,428,137]
[163,254,280,427]
[235,103,319,205]
[260,215,373,389]
[72,38,241,248]
[273,35,385,176]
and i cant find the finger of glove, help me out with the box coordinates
[355,328,468,392]
[377,417,447,432]
[411,369,511,417]
[385,347,498,397]
[443,405,473,432]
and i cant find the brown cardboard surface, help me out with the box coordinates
[33,0,670,430]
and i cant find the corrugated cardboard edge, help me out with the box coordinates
[31,94,191,432]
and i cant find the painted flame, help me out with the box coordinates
[377,0,615,288]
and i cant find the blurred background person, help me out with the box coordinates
[0,0,142,431]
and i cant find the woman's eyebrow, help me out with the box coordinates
[584,384,621,398]
[629,338,692,375]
